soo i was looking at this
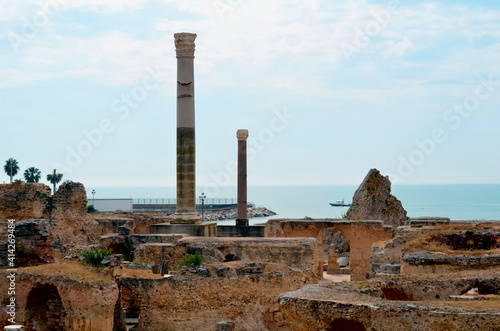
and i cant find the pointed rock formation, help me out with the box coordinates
[347,168,407,227]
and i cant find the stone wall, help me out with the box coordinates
[265,219,393,280]
[133,236,321,275]
[0,219,54,267]
[0,182,52,220]
[279,277,500,331]
[369,227,425,277]
[92,212,172,234]
[133,243,184,269]
[179,237,320,273]
[0,268,120,330]
[373,225,500,276]
[216,225,265,237]
[0,182,102,249]
[49,182,103,247]
[121,262,317,331]
[402,252,500,274]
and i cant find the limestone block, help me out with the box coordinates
[347,168,407,227]
[0,182,51,220]
[0,219,54,267]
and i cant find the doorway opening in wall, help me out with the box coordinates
[121,285,142,330]
[25,284,66,331]
[321,228,351,282]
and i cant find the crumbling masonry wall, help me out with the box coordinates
[265,219,393,281]
[121,262,316,331]
[0,269,119,330]
[0,182,102,267]
[133,236,321,275]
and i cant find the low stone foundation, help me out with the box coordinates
[150,222,217,237]
[279,272,500,330]
[121,262,317,330]
[134,243,184,269]
[409,216,451,227]
[133,237,321,274]
[93,212,172,234]
[179,237,320,274]
[402,252,500,274]
[217,225,265,237]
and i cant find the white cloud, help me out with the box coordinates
[59,0,149,13]
[0,67,102,88]
[384,36,415,56]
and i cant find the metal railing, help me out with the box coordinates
[133,198,238,205]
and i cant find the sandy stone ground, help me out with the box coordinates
[321,272,350,283]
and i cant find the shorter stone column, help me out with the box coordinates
[236,129,249,227]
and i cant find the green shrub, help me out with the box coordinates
[122,237,134,262]
[177,252,206,269]
[87,205,98,213]
[82,247,113,267]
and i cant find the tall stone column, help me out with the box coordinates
[236,129,249,227]
[174,32,200,224]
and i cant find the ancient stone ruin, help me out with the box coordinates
[2,176,500,330]
[347,168,407,227]
[1,34,499,331]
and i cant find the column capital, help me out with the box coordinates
[236,129,249,141]
[174,32,197,58]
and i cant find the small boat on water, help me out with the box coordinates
[329,199,351,207]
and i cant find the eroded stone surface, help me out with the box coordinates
[0,182,102,266]
[0,182,52,220]
[179,237,320,273]
[10,219,54,267]
[265,219,393,280]
[92,212,171,234]
[402,252,500,274]
[347,169,407,228]
[48,182,102,247]
[134,236,321,276]
[121,262,316,331]
[279,272,500,331]
[0,265,120,331]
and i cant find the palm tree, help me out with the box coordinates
[24,167,41,183]
[3,158,19,183]
[47,169,63,194]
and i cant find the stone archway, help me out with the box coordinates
[321,228,350,277]
[25,284,66,331]
[265,219,393,280]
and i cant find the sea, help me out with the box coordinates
[89,184,500,224]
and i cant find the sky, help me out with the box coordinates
[1,0,500,193]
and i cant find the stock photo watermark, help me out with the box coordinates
[389,73,500,183]
[8,0,61,53]
[52,65,168,173]
[340,0,401,62]
[204,107,297,197]
[212,0,242,21]
[5,219,18,325]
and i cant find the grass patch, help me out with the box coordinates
[81,247,113,267]
[401,226,500,256]
[177,252,206,269]
[15,258,113,283]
